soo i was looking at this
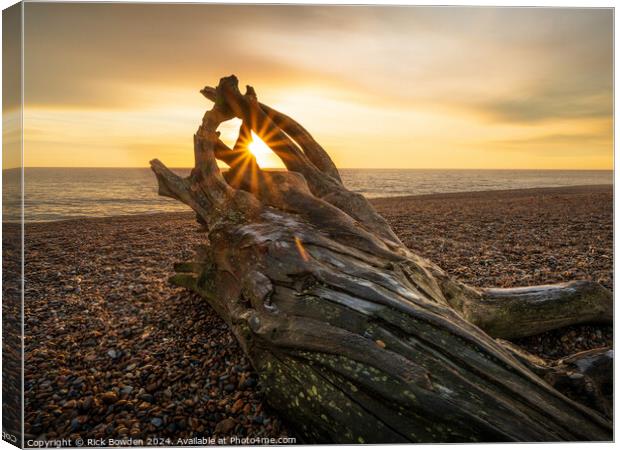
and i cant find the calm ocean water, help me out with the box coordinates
[2,168,613,222]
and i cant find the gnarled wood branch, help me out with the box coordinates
[201,85,342,183]
[201,77,402,247]
[447,281,613,339]
[151,75,612,443]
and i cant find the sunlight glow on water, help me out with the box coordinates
[2,168,613,222]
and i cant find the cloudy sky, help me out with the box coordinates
[13,3,614,168]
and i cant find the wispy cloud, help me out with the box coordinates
[475,84,612,123]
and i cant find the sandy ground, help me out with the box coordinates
[15,184,612,442]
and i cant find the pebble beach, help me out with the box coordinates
[18,184,613,442]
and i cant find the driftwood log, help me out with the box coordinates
[150,75,613,443]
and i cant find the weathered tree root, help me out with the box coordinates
[450,281,612,339]
[151,75,612,443]
[498,341,613,418]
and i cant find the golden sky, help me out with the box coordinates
[9,4,614,169]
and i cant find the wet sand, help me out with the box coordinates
[18,185,612,441]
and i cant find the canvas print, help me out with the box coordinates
[2,2,614,447]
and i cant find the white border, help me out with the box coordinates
[0,2,615,450]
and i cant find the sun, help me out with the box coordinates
[248,132,279,168]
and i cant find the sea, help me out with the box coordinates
[2,168,613,223]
